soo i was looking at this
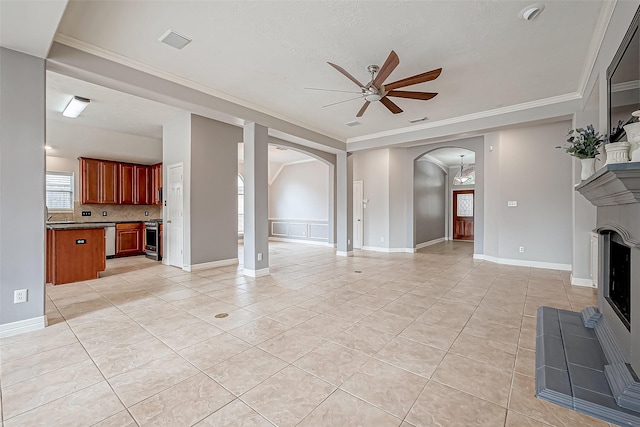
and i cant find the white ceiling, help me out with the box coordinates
[2,1,611,155]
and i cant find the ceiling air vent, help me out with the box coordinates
[345,121,361,127]
[159,30,192,50]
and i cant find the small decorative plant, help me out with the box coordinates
[609,115,639,143]
[557,125,605,159]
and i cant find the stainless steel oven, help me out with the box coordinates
[145,220,162,261]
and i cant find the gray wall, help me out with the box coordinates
[415,160,447,245]
[487,121,573,264]
[0,48,46,325]
[269,161,329,220]
[190,114,240,265]
[352,149,390,248]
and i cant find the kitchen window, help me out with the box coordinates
[46,172,74,211]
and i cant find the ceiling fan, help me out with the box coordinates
[310,50,442,117]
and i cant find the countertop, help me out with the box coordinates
[46,219,162,230]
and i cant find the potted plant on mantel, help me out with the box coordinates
[606,114,636,164]
[557,125,604,181]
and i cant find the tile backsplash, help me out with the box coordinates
[49,202,162,222]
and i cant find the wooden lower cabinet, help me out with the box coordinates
[46,227,106,285]
[116,222,143,256]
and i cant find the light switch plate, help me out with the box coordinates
[508,201,518,207]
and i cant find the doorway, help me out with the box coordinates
[453,190,474,241]
[167,163,184,268]
[353,180,363,249]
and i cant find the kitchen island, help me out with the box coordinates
[46,223,113,285]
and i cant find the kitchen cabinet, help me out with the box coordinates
[80,158,119,204]
[120,164,151,205]
[116,222,143,256]
[151,163,162,206]
[119,163,135,204]
[136,165,151,205]
[46,227,106,285]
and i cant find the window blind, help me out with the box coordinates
[46,172,74,210]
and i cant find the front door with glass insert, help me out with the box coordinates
[453,190,474,241]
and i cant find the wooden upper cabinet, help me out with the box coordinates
[81,157,157,206]
[101,161,119,204]
[119,163,135,204]
[135,165,150,205]
[151,163,162,206]
[80,158,120,204]
[81,158,101,204]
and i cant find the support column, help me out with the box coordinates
[243,123,270,276]
[336,152,353,256]
[0,48,47,337]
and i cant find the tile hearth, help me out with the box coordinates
[0,242,609,426]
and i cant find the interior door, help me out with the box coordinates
[453,190,474,241]
[167,163,184,268]
[353,181,363,249]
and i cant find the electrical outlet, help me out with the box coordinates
[81,211,91,216]
[257,252,263,261]
[102,211,107,216]
[519,246,525,253]
[14,289,28,304]
[380,237,385,243]
[144,211,149,216]
[347,239,351,245]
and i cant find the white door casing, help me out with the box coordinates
[167,163,184,268]
[353,180,363,249]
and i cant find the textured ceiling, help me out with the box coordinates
[54,0,605,142]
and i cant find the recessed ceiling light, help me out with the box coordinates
[62,96,90,118]
[519,4,545,21]
[408,117,428,123]
[345,120,361,127]
[44,145,52,150]
[159,29,192,50]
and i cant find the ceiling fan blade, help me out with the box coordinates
[386,90,438,101]
[356,101,371,117]
[322,95,365,108]
[384,68,442,91]
[305,87,363,94]
[373,50,400,88]
[327,62,365,88]
[380,97,403,114]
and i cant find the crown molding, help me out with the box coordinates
[577,0,617,101]
[347,92,581,145]
[52,34,343,143]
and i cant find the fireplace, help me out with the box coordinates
[605,231,632,331]
[533,164,640,424]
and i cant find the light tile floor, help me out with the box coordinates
[0,241,610,426]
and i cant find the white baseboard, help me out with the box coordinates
[269,237,332,247]
[188,258,239,271]
[473,254,572,271]
[0,315,48,339]
[570,274,596,288]
[415,237,446,250]
[362,246,415,253]
[243,267,270,277]
[336,250,354,257]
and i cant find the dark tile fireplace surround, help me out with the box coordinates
[536,163,640,425]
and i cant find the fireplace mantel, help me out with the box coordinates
[576,162,640,206]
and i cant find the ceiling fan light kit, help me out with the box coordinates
[322,50,442,117]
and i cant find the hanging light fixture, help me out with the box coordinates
[453,154,475,185]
